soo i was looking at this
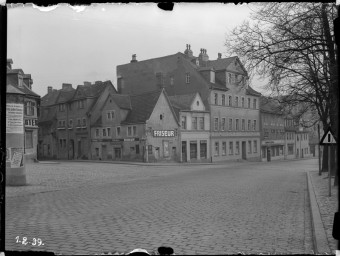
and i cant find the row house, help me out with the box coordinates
[90,89,180,162]
[38,80,117,160]
[260,96,312,161]
[116,44,262,162]
[6,59,41,163]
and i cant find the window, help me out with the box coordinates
[82,118,86,127]
[228,95,232,106]
[170,76,174,86]
[248,120,251,130]
[229,142,233,155]
[229,118,233,131]
[222,142,226,156]
[214,93,218,105]
[231,73,235,83]
[228,73,232,84]
[235,96,239,107]
[214,118,219,131]
[235,119,239,131]
[253,120,257,131]
[254,140,257,153]
[222,95,225,106]
[103,128,106,137]
[192,117,197,130]
[59,103,65,112]
[200,141,207,159]
[190,141,197,159]
[107,110,115,120]
[116,127,121,136]
[127,126,132,136]
[78,100,85,109]
[199,117,204,130]
[95,129,100,138]
[253,99,257,109]
[236,141,240,155]
[77,118,81,127]
[133,126,137,136]
[248,141,252,153]
[215,142,219,156]
[160,114,163,120]
[181,116,187,129]
[25,101,35,116]
[107,128,111,137]
[221,118,226,131]
[25,131,33,149]
[241,97,245,108]
[248,98,251,108]
[242,119,245,131]
[186,73,190,84]
[68,119,73,128]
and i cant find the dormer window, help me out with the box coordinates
[186,73,190,84]
[210,70,215,83]
[227,73,232,84]
[214,93,218,105]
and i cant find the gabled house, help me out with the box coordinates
[116,45,262,162]
[90,89,180,162]
[38,80,117,160]
[169,92,210,162]
[6,59,41,163]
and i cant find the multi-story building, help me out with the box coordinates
[90,89,180,162]
[6,59,41,163]
[116,45,262,162]
[38,80,117,160]
[169,92,210,162]
[260,96,285,161]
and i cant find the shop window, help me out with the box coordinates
[214,142,219,156]
[222,142,226,156]
[229,142,233,155]
[200,141,207,159]
[236,141,240,155]
[25,131,33,149]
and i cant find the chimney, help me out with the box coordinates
[48,86,53,94]
[218,53,222,59]
[7,59,13,70]
[184,44,193,58]
[130,54,137,63]
[84,81,91,86]
[62,83,73,90]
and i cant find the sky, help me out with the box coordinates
[7,3,266,97]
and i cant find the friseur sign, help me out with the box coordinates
[153,130,175,137]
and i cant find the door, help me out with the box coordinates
[155,147,160,160]
[114,147,121,160]
[242,141,246,160]
[182,141,187,162]
[267,148,271,162]
[77,140,81,159]
[69,139,74,160]
[102,145,107,160]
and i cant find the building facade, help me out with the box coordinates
[116,45,262,162]
[7,59,40,163]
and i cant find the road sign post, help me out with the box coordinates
[319,127,337,197]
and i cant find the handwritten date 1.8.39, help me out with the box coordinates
[15,236,44,246]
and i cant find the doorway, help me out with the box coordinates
[102,145,107,160]
[182,141,187,162]
[242,141,246,160]
[114,147,121,160]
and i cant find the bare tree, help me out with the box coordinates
[225,2,338,172]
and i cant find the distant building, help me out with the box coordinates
[6,59,41,163]
[116,45,262,162]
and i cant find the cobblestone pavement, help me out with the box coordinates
[309,171,338,253]
[6,159,317,255]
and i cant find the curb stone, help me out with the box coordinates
[306,171,331,254]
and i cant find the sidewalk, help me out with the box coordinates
[307,171,338,254]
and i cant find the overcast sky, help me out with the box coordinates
[8,3,265,97]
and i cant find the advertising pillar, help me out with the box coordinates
[6,102,26,186]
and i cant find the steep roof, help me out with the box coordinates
[168,93,197,110]
[207,56,238,71]
[246,85,261,96]
[260,96,283,114]
[41,90,60,106]
[121,90,163,124]
[7,74,40,98]
[57,89,76,103]
[7,84,25,95]
[111,94,132,110]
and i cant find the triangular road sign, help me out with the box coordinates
[320,127,337,145]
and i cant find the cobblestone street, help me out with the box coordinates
[6,159,319,254]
